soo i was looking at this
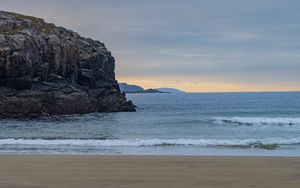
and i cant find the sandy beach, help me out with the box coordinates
[0,156,299,188]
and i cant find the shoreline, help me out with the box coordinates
[1,153,300,157]
[0,155,299,188]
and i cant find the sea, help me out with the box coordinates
[0,92,300,156]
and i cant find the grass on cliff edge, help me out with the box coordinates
[0,11,56,34]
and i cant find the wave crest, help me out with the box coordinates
[214,117,300,126]
[0,138,299,147]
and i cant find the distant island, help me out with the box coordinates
[119,83,185,94]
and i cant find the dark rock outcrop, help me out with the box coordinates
[0,11,135,118]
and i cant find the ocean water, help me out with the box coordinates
[0,92,300,156]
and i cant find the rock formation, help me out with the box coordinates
[0,11,135,118]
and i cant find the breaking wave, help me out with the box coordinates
[0,138,299,147]
[214,117,300,126]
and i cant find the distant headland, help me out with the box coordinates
[119,83,186,94]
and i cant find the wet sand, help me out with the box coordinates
[0,156,299,188]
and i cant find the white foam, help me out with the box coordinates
[214,117,300,126]
[0,138,299,147]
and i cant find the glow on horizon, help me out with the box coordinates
[118,77,300,93]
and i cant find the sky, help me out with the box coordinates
[1,0,300,92]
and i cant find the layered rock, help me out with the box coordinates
[0,11,135,118]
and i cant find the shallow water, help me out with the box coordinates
[0,92,300,156]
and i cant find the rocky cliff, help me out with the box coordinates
[0,11,135,118]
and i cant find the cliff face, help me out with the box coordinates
[0,11,135,118]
